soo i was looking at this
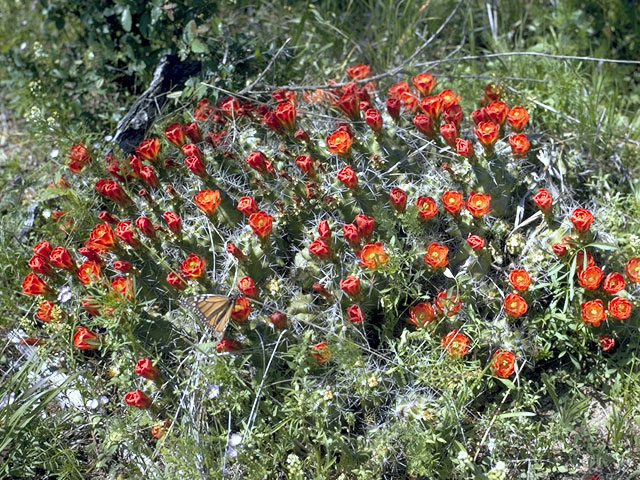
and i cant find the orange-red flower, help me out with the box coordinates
[336,93,360,119]
[407,302,435,328]
[420,96,443,118]
[346,63,371,80]
[88,223,117,252]
[166,272,187,290]
[135,358,160,381]
[249,211,273,239]
[124,389,152,409]
[237,276,258,298]
[413,114,435,137]
[441,191,463,214]
[194,189,222,215]
[491,350,516,378]
[115,221,140,247]
[340,275,360,297]
[28,254,51,275]
[162,211,182,234]
[578,265,603,290]
[36,300,64,322]
[135,216,156,239]
[435,290,462,316]
[570,208,594,233]
[484,83,503,102]
[504,293,528,317]
[581,299,606,327]
[485,100,508,124]
[326,127,354,155]
[471,107,490,125]
[343,223,360,246]
[346,304,364,324]
[416,196,438,220]
[599,335,616,352]
[389,187,407,212]
[440,122,457,146]
[387,81,410,99]
[441,330,470,356]
[509,133,530,156]
[317,220,331,239]
[180,254,206,279]
[273,101,296,130]
[309,238,332,259]
[151,420,171,439]
[295,155,314,176]
[33,240,52,258]
[439,89,460,109]
[311,341,331,365]
[466,233,485,251]
[507,106,529,131]
[182,143,203,160]
[466,192,491,218]
[354,214,374,238]
[424,242,449,269]
[455,138,474,158]
[602,272,625,294]
[95,178,131,205]
[237,196,258,216]
[337,165,358,188]
[626,257,640,283]
[386,98,401,119]
[474,121,500,149]
[136,138,161,162]
[164,122,185,147]
[608,297,632,320]
[412,72,436,96]
[231,296,251,322]
[364,108,382,132]
[67,143,92,173]
[360,242,389,269]
[216,337,243,352]
[509,269,531,291]
[111,276,134,301]
[533,188,553,213]
[73,326,100,350]
[77,261,102,285]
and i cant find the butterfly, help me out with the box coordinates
[183,294,235,336]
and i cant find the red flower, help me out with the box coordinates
[441,330,470,357]
[576,250,595,269]
[420,96,443,118]
[599,335,616,352]
[602,272,625,294]
[181,143,202,160]
[311,341,331,365]
[440,122,457,146]
[466,192,491,218]
[29,254,52,275]
[582,299,606,327]
[294,128,311,143]
[346,63,371,80]
[309,238,332,259]
[388,81,410,99]
[578,265,603,290]
[162,211,182,234]
[400,92,419,113]
[552,242,568,256]
[184,122,202,142]
[343,223,360,246]
[509,269,531,291]
[346,304,364,324]
[164,122,185,147]
[485,101,508,124]
[386,98,401,119]
[245,151,273,175]
[442,191,463,214]
[340,275,360,297]
[124,389,152,409]
[364,108,382,132]
[413,114,435,137]
[136,138,161,162]
[216,337,243,352]
[312,283,333,298]
[231,296,251,322]
[135,216,156,239]
[389,187,407,212]
[455,138,474,158]
[78,246,103,264]
[116,221,140,247]
[81,297,101,316]
[166,272,187,290]
[111,276,133,301]
[95,178,131,205]
[237,276,258,298]
[625,257,640,283]
[509,133,530,156]
[608,297,632,320]
[113,260,133,273]
[135,358,160,381]
[435,290,462,316]
[466,233,485,251]
[248,211,273,239]
[326,128,354,155]
[237,196,259,216]
[507,106,529,131]
[33,240,52,258]
[533,188,553,213]
[360,243,388,270]
[336,93,360,119]
[443,104,463,126]
[185,155,207,177]
[73,326,100,350]
[273,101,297,130]
[407,302,435,328]
[424,242,449,269]
[317,220,331,239]
[268,312,288,329]
[474,122,500,149]
[570,208,594,233]
[484,83,503,102]
[295,155,315,176]
[36,300,63,322]
[471,108,490,125]
[49,247,76,271]
[491,350,516,378]
[67,143,91,173]
[219,97,241,117]
[77,261,102,285]
[139,165,159,187]
[151,420,171,439]
[194,189,222,215]
[416,196,438,220]
[354,214,374,238]
[226,242,245,261]
[504,293,528,317]
[337,165,358,188]
[180,254,206,278]
[412,72,436,96]
[439,89,460,108]
[88,223,117,252]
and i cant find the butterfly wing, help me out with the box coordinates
[183,294,234,334]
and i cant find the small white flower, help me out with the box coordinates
[57,285,72,303]
[207,384,220,399]
[229,433,242,447]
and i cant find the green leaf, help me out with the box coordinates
[497,378,516,389]
[121,7,132,32]
[191,39,209,54]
